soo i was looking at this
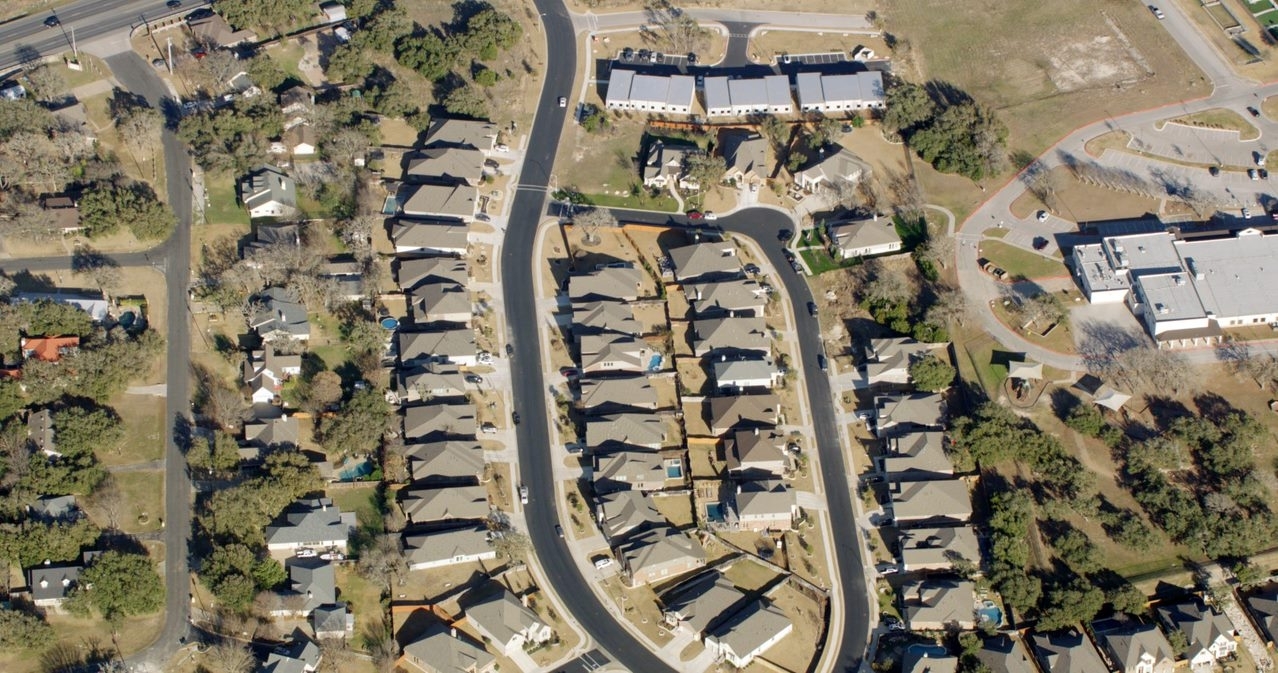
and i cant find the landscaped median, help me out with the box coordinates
[978,239,1067,281]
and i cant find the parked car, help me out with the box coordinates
[505,343,515,357]
[166,0,182,8]
[686,52,697,65]
[777,229,793,242]
[520,485,529,504]
[561,367,581,379]
[703,211,718,221]
[295,548,317,558]
[1032,236,1049,251]
[475,213,491,222]
[743,263,760,274]
[686,210,703,219]
[1243,207,1252,219]
[512,411,521,425]
[781,53,792,64]
[621,47,634,61]
[594,556,614,569]
[1258,152,1267,167]
[481,422,498,434]
[817,354,828,371]
[465,374,484,384]
[1248,106,1262,118]
[320,551,345,561]
[1149,5,1166,19]
[807,301,818,317]
[1250,168,1259,181]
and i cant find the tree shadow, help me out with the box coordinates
[1144,395,1191,433]
[1193,392,1236,423]
[1048,387,1084,422]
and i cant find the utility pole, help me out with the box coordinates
[70,26,77,59]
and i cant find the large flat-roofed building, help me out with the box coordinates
[702,76,793,117]
[605,70,696,114]
[1074,227,1278,346]
[795,71,886,112]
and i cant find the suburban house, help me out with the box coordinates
[27,495,79,522]
[712,357,782,392]
[703,599,794,668]
[684,279,769,317]
[14,290,109,322]
[1156,600,1238,670]
[976,634,1037,673]
[244,221,300,258]
[390,219,472,256]
[880,432,952,481]
[899,526,980,572]
[424,117,499,153]
[243,416,300,450]
[404,526,495,570]
[403,403,478,441]
[579,334,651,373]
[243,347,302,404]
[692,316,770,357]
[708,393,780,435]
[283,123,317,156]
[398,363,469,402]
[279,85,314,124]
[397,257,470,290]
[410,283,473,324]
[27,409,56,456]
[862,337,943,387]
[1073,227,1278,347]
[312,603,353,639]
[270,558,336,617]
[398,327,478,367]
[794,146,870,192]
[901,652,959,673]
[462,588,553,656]
[593,448,669,493]
[404,147,486,185]
[1095,621,1176,673]
[572,300,642,340]
[597,489,665,541]
[719,131,769,186]
[732,480,797,532]
[40,195,82,233]
[569,265,644,303]
[398,183,478,221]
[668,242,743,283]
[404,441,486,485]
[661,572,748,636]
[264,498,357,553]
[829,217,904,259]
[874,393,945,437]
[586,413,667,451]
[27,560,83,609]
[890,479,972,526]
[794,71,887,112]
[615,526,707,587]
[725,428,788,476]
[400,484,490,524]
[604,70,696,114]
[187,12,257,48]
[1249,588,1278,646]
[239,165,297,218]
[1030,629,1108,673]
[399,620,496,673]
[642,140,702,190]
[702,75,793,117]
[901,578,976,630]
[580,375,658,414]
[260,630,322,673]
[21,336,80,362]
[250,287,311,342]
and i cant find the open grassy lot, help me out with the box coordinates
[203,171,250,227]
[1163,107,1261,140]
[885,0,1209,159]
[0,612,163,673]
[978,239,1067,281]
[330,484,385,536]
[750,31,889,66]
[98,392,166,467]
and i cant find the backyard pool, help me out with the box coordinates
[666,462,683,479]
[382,195,398,215]
[977,601,1003,625]
[336,457,374,481]
[648,354,663,372]
[705,503,725,522]
[906,644,949,658]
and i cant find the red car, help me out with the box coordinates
[686,211,703,220]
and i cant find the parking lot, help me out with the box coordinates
[616,48,697,69]
[774,51,846,65]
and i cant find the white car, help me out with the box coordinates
[703,211,718,221]
[1036,210,1048,222]
[496,143,510,152]
[320,551,345,561]
[295,548,317,558]
[481,422,498,434]
[594,557,614,569]
[558,96,567,108]
[520,485,529,504]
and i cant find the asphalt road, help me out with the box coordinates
[501,2,687,672]
[609,207,870,672]
[107,50,195,667]
[0,0,207,74]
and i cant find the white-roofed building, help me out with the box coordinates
[795,71,886,112]
[702,76,793,117]
[605,70,695,114]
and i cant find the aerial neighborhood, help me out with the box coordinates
[6,0,1278,672]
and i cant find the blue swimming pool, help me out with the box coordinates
[648,354,663,372]
[977,602,1003,625]
[337,458,374,481]
[381,195,398,215]
[907,644,949,658]
[705,503,725,522]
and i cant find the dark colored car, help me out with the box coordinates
[166,0,182,8]
[743,263,760,274]
[44,15,60,27]
[1032,237,1049,251]
[465,374,483,384]
[777,229,793,242]
[1248,106,1262,118]
[555,524,564,538]
[817,354,828,371]
[505,343,514,357]
[686,52,697,65]
[621,48,634,61]
[807,301,818,317]
[512,412,521,425]
[1210,165,1221,177]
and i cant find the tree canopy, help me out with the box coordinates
[68,551,164,623]
[907,354,955,392]
[319,387,391,458]
[882,81,1007,181]
[0,609,53,650]
[79,182,175,241]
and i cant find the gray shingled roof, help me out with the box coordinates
[400,484,490,523]
[264,498,357,547]
[661,572,747,634]
[1029,629,1107,673]
[404,403,477,440]
[401,621,495,673]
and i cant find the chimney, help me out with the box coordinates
[62,578,70,587]
[451,627,458,639]
[720,354,727,362]
[321,500,328,511]
[753,427,759,436]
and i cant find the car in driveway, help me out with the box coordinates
[686,52,697,65]
[481,422,498,434]
[465,374,484,384]
[1210,165,1221,177]
[621,47,634,61]
[743,263,760,275]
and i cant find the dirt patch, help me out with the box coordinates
[759,583,824,673]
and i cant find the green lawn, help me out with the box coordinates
[583,191,679,213]
[798,246,859,275]
[330,484,385,535]
[980,239,1066,281]
[203,171,249,226]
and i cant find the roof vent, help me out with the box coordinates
[1174,276,1185,286]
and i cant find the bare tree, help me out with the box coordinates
[87,475,126,530]
[916,234,956,270]
[203,641,255,673]
[886,169,923,218]
[356,534,407,591]
[115,104,163,169]
[193,364,250,431]
[574,207,618,246]
[861,259,914,305]
[72,245,122,298]
[1013,291,1067,327]
[23,64,66,103]
[642,1,708,54]
[0,195,60,241]
[491,529,531,562]
[1108,346,1197,395]
[925,286,969,326]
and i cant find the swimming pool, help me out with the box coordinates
[906,644,949,658]
[381,195,398,215]
[648,354,663,372]
[336,458,374,481]
[666,463,683,479]
[977,602,1003,625]
[705,503,725,522]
